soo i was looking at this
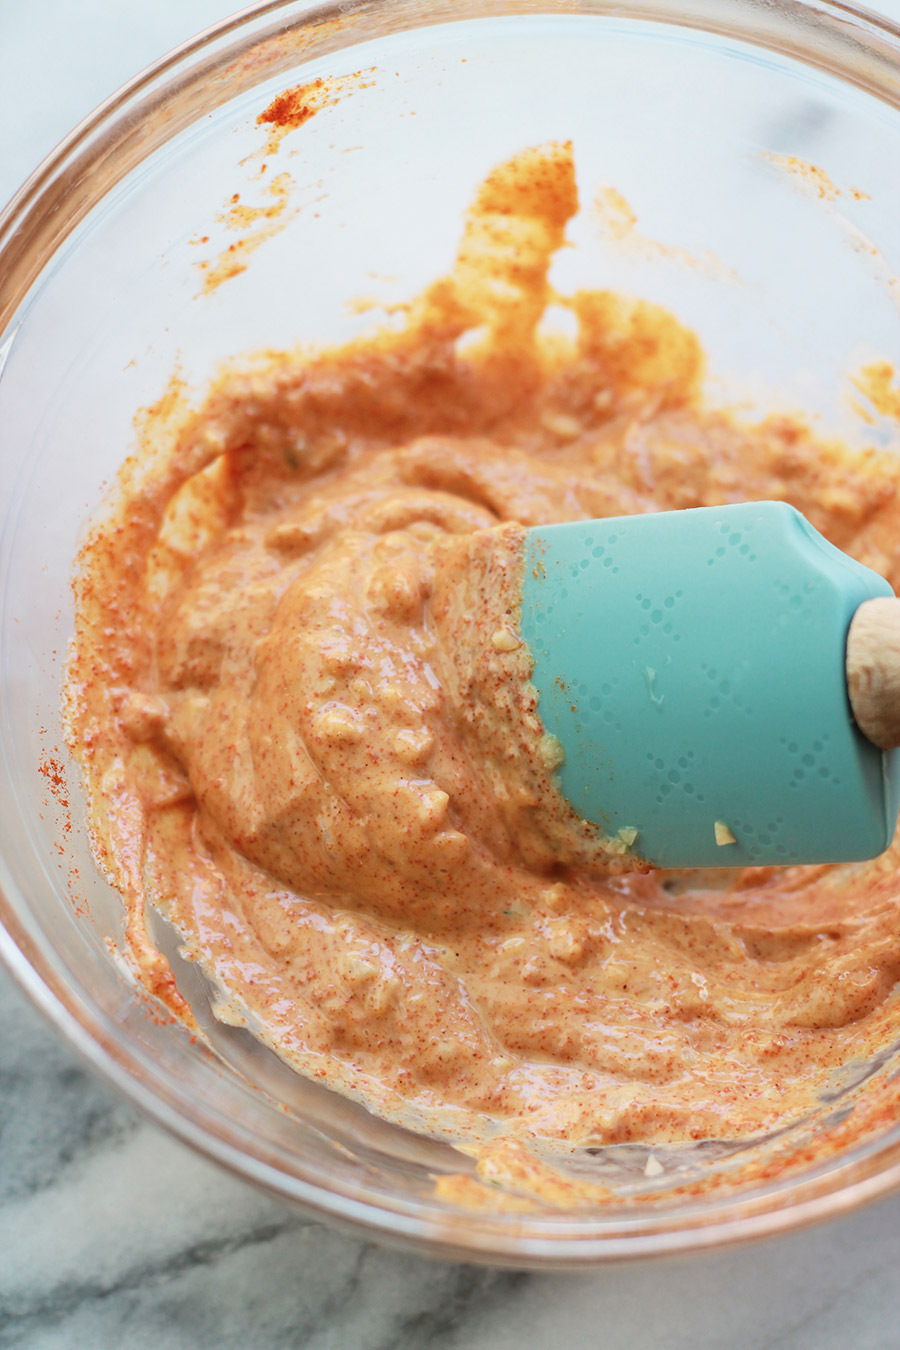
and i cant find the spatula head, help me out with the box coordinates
[521,502,900,869]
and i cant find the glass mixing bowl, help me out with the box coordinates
[2,0,900,1267]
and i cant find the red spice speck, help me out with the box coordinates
[256,79,324,132]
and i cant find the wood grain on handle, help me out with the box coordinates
[847,597,900,750]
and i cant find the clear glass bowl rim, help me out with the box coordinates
[3,0,900,1267]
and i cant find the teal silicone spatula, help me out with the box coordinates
[520,501,900,869]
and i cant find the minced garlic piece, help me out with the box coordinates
[538,733,565,772]
[607,825,639,856]
[491,624,523,652]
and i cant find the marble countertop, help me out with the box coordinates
[3,3,900,1345]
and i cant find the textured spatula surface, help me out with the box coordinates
[521,502,900,868]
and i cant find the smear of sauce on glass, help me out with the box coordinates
[852,360,900,424]
[760,152,870,203]
[195,71,375,295]
[592,185,736,282]
[761,152,900,316]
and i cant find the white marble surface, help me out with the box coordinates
[4,3,900,1346]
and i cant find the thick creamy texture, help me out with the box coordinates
[66,143,900,1204]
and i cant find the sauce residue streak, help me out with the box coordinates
[197,173,296,296]
[66,142,900,1207]
[196,71,373,296]
[761,153,869,204]
[853,360,900,425]
[592,185,735,281]
[761,153,900,318]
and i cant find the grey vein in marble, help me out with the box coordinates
[0,986,137,1211]
[5,968,900,1350]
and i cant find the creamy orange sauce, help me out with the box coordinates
[65,142,900,1205]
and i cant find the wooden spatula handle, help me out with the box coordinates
[847,597,900,750]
